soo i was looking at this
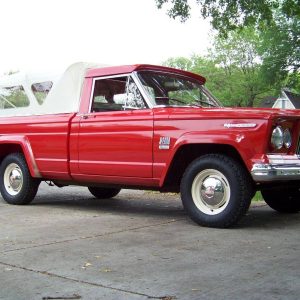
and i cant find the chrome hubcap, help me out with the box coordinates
[4,163,23,195]
[192,169,230,215]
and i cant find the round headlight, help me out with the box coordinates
[283,128,292,149]
[271,126,284,149]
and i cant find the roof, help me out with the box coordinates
[284,90,300,109]
[260,90,300,109]
[85,64,206,84]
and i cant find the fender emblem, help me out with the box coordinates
[159,136,171,149]
[224,123,257,128]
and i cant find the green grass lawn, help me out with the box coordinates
[252,191,263,202]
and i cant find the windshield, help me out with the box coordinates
[137,71,221,108]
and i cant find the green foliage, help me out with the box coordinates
[164,28,278,107]
[156,1,300,92]
[8,90,29,108]
[155,0,299,32]
[252,191,263,202]
[0,87,29,109]
[33,92,47,105]
[156,0,190,20]
[259,12,300,91]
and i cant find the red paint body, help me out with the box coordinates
[0,65,299,190]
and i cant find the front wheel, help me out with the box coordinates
[88,187,121,199]
[0,153,40,205]
[261,187,300,213]
[180,154,253,228]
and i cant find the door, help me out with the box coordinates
[78,74,153,178]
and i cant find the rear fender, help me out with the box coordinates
[0,135,41,178]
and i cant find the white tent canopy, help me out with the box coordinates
[0,62,106,117]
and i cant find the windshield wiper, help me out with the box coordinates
[155,97,218,108]
[192,100,218,108]
[155,97,186,105]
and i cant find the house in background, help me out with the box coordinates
[260,89,300,109]
[260,96,277,108]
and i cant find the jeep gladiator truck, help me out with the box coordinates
[0,62,299,228]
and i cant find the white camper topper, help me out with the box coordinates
[0,62,105,117]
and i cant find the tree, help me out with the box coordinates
[164,28,277,107]
[156,0,300,93]
[211,27,277,107]
[155,0,300,33]
[259,12,300,90]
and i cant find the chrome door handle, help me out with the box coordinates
[81,114,96,119]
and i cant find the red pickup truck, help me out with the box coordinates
[0,63,299,228]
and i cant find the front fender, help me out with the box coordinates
[159,131,258,186]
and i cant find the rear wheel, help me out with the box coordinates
[261,187,300,213]
[88,187,121,199]
[180,154,253,228]
[0,153,40,205]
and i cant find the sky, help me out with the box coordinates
[0,0,212,74]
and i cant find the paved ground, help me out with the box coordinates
[0,183,299,300]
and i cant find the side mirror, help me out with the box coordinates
[113,93,138,109]
[113,93,127,104]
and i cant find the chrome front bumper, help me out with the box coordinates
[251,155,300,182]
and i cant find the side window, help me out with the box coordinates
[0,86,30,109]
[91,76,147,112]
[31,81,53,104]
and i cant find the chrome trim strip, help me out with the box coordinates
[251,163,300,181]
[131,72,154,108]
[88,73,132,113]
[224,123,257,128]
[91,73,132,81]
[267,154,300,165]
[88,73,154,112]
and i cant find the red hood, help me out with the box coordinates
[153,106,300,120]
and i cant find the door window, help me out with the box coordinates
[91,76,147,112]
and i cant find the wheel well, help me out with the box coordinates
[162,144,249,192]
[0,144,24,163]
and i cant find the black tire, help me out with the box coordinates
[88,187,121,199]
[180,154,253,228]
[261,187,300,213]
[0,153,40,205]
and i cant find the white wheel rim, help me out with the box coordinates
[4,163,23,196]
[191,169,230,215]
